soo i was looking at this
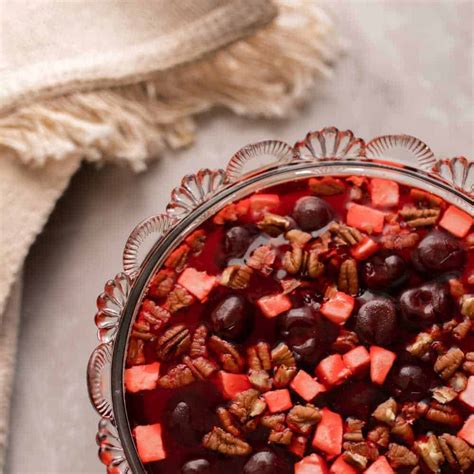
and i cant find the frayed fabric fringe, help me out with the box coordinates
[0,1,340,172]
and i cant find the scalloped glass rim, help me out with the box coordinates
[109,159,473,473]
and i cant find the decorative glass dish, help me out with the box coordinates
[87,127,473,474]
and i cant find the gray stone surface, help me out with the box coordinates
[5,1,473,472]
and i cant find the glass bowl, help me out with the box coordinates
[87,127,473,473]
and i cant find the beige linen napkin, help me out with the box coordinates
[0,0,339,467]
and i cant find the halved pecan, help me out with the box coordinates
[257,213,291,237]
[138,299,171,330]
[126,337,145,366]
[286,229,312,248]
[216,407,241,437]
[220,265,253,290]
[208,335,244,373]
[425,401,463,427]
[463,352,474,374]
[273,365,297,388]
[202,427,251,456]
[158,363,195,388]
[183,356,217,380]
[399,207,440,227]
[461,295,474,319]
[261,413,286,431]
[282,246,304,274]
[269,428,293,445]
[338,259,359,296]
[271,343,296,367]
[131,321,155,341]
[414,434,445,473]
[372,398,397,426]
[248,369,272,392]
[331,330,359,353]
[438,434,474,472]
[229,389,266,423]
[247,245,276,275]
[287,405,321,435]
[453,319,472,341]
[367,425,390,448]
[434,347,464,379]
[387,443,419,469]
[343,418,365,443]
[391,416,415,445]
[407,332,433,358]
[247,342,272,371]
[148,269,176,299]
[329,222,364,245]
[164,244,190,272]
[185,229,206,255]
[157,324,190,361]
[190,324,208,358]
[164,285,194,313]
[309,176,345,195]
[431,386,458,404]
[306,250,324,278]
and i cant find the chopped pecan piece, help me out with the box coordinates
[463,352,474,374]
[387,443,419,468]
[209,335,244,373]
[229,389,266,423]
[131,320,155,341]
[257,213,291,237]
[331,330,359,353]
[425,401,463,427]
[367,425,390,448]
[157,324,191,361]
[306,250,324,278]
[372,398,398,426]
[127,337,145,366]
[190,324,208,358]
[381,230,419,250]
[164,244,190,272]
[138,299,171,330]
[391,416,414,445]
[449,278,466,299]
[282,246,304,274]
[261,414,286,430]
[280,278,302,295]
[287,405,321,435]
[247,245,276,275]
[343,442,378,470]
[273,365,297,388]
[431,386,458,404]
[269,428,293,445]
[216,407,241,437]
[164,285,194,313]
[338,258,359,296]
[286,229,312,248]
[248,369,272,392]
[434,347,464,379]
[247,342,272,371]
[148,269,176,299]
[158,363,195,388]
[407,332,433,358]
[183,355,217,379]
[438,434,474,472]
[310,231,331,255]
[271,343,296,367]
[309,176,345,196]
[329,222,364,245]
[202,427,251,456]
[400,401,428,423]
[343,418,365,443]
[399,207,440,227]
[461,295,474,319]
[220,265,253,290]
[185,229,206,255]
[449,371,468,392]
[452,318,472,341]
[414,434,445,473]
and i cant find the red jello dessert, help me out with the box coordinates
[125,176,474,473]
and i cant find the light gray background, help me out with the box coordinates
[6,1,473,472]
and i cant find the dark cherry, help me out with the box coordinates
[388,363,436,401]
[354,298,398,346]
[209,294,254,341]
[292,196,333,232]
[243,449,291,474]
[362,253,407,290]
[223,225,258,259]
[399,281,451,328]
[278,306,338,366]
[181,459,211,474]
[412,230,465,274]
[330,381,386,420]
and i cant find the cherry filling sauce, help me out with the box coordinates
[124,176,474,473]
